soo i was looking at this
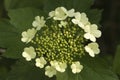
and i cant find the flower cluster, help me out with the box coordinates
[21,7,101,77]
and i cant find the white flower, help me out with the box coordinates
[85,42,100,57]
[35,57,47,68]
[50,60,59,67]
[72,12,89,29]
[21,28,36,43]
[67,9,75,17]
[49,7,68,20]
[32,16,46,30]
[49,11,55,18]
[58,21,67,27]
[55,62,67,72]
[50,60,67,72]
[84,24,102,42]
[45,66,57,78]
[22,46,36,61]
[71,61,83,74]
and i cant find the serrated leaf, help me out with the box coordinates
[4,0,43,10]
[7,60,55,80]
[0,8,46,59]
[56,56,119,80]
[0,19,18,48]
[8,8,46,32]
[113,45,120,75]
[0,20,25,59]
[2,40,25,59]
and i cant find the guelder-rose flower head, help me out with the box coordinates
[35,57,47,68]
[21,28,36,43]
[22,46,36,61]
[21,7,102,77]
[71,61,83,74]
[85,42,100,57]
[84,24,102,42]
[45,66,57,78]
[32,16,46,30]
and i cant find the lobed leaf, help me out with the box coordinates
[56,56,119,80]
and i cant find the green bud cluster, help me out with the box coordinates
[31,18,86,64]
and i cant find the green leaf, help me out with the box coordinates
[2,40,25,59]
[72,0,94,12]
[8,8,46,32]
[56,56,119,80]
[86,9,102,25]
[7,60,55,80]
[4,0,44,10]
[113,45,120,75]
[0,66,8,80]
[0,19,18,48]
[0,20,25,59]
[0,8,46,59]
[44,0,94,13]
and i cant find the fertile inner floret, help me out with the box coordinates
[31,18,86,64]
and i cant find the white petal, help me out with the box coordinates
[45,66,56,77]
[21,28,36,43]
[49,11,55,17]
[50,60,58,67]
[35,57,47,68]
[85,42,100,57]
[67,9,75,17]
[53,7,67,20]
[21,38,28,43]
[55,62,67,72]
[78,22,84,29]
[74,12,81,20]
[32,21,38,27]
[85,46,95,57]
[84,33,96,42]
[32,16,45,30]
[92,30,102,38]
[72,19,79,24]
[89,35,96,42]
[84,33,90,39]
[90,24,98,30]
[22,46,36,61]
[94,48,100,54]
[71,61,83,74]
[81,13,88,25]
[89,42,99,48]
[89,43,100,54]
[84,25,91,32]
[61,7,67,13]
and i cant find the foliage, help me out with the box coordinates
[0,0,120,80]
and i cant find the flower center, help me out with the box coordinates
[31,18,86,64]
